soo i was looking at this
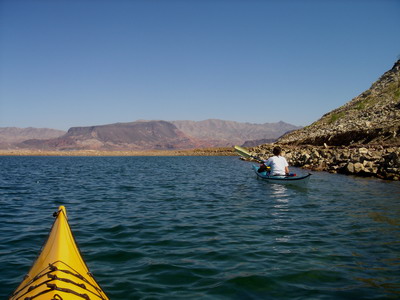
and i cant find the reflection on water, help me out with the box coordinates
[369,211,400,226]
[269,184,289,196]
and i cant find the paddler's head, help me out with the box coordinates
[273,146,282,156]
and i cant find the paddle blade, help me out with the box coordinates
[234,145,252,158]
[234,146,264,163]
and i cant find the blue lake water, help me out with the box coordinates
[1,156,399,299]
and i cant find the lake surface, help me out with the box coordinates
[1,156,399,299]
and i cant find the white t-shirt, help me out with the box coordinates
[265,156,288,176]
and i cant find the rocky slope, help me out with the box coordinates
[249,60,400,180]
[278,60,400,146]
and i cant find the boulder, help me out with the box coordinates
[353,162,364,173]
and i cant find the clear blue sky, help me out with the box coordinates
[1,0,399,131]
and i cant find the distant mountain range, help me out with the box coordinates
[0,119,301,151]
[0,127,66,149]
[171,119,299,147]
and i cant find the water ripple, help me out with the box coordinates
[1,156,399,299]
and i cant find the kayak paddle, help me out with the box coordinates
[234,145,263,163]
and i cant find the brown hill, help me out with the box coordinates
[278,60,400,146]
[19,121,199,150]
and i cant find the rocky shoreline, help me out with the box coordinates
[0,147,235,157]
[249,144,400,181]
[2,146,399,181]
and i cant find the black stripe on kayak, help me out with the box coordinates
[255,173,312,181]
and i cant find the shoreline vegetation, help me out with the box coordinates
[0,148,235,157]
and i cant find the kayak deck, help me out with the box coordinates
[10,206,109,300]
[252,165,312,185]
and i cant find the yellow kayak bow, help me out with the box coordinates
[10,206,109,300]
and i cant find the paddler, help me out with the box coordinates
[260,146,290,176]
